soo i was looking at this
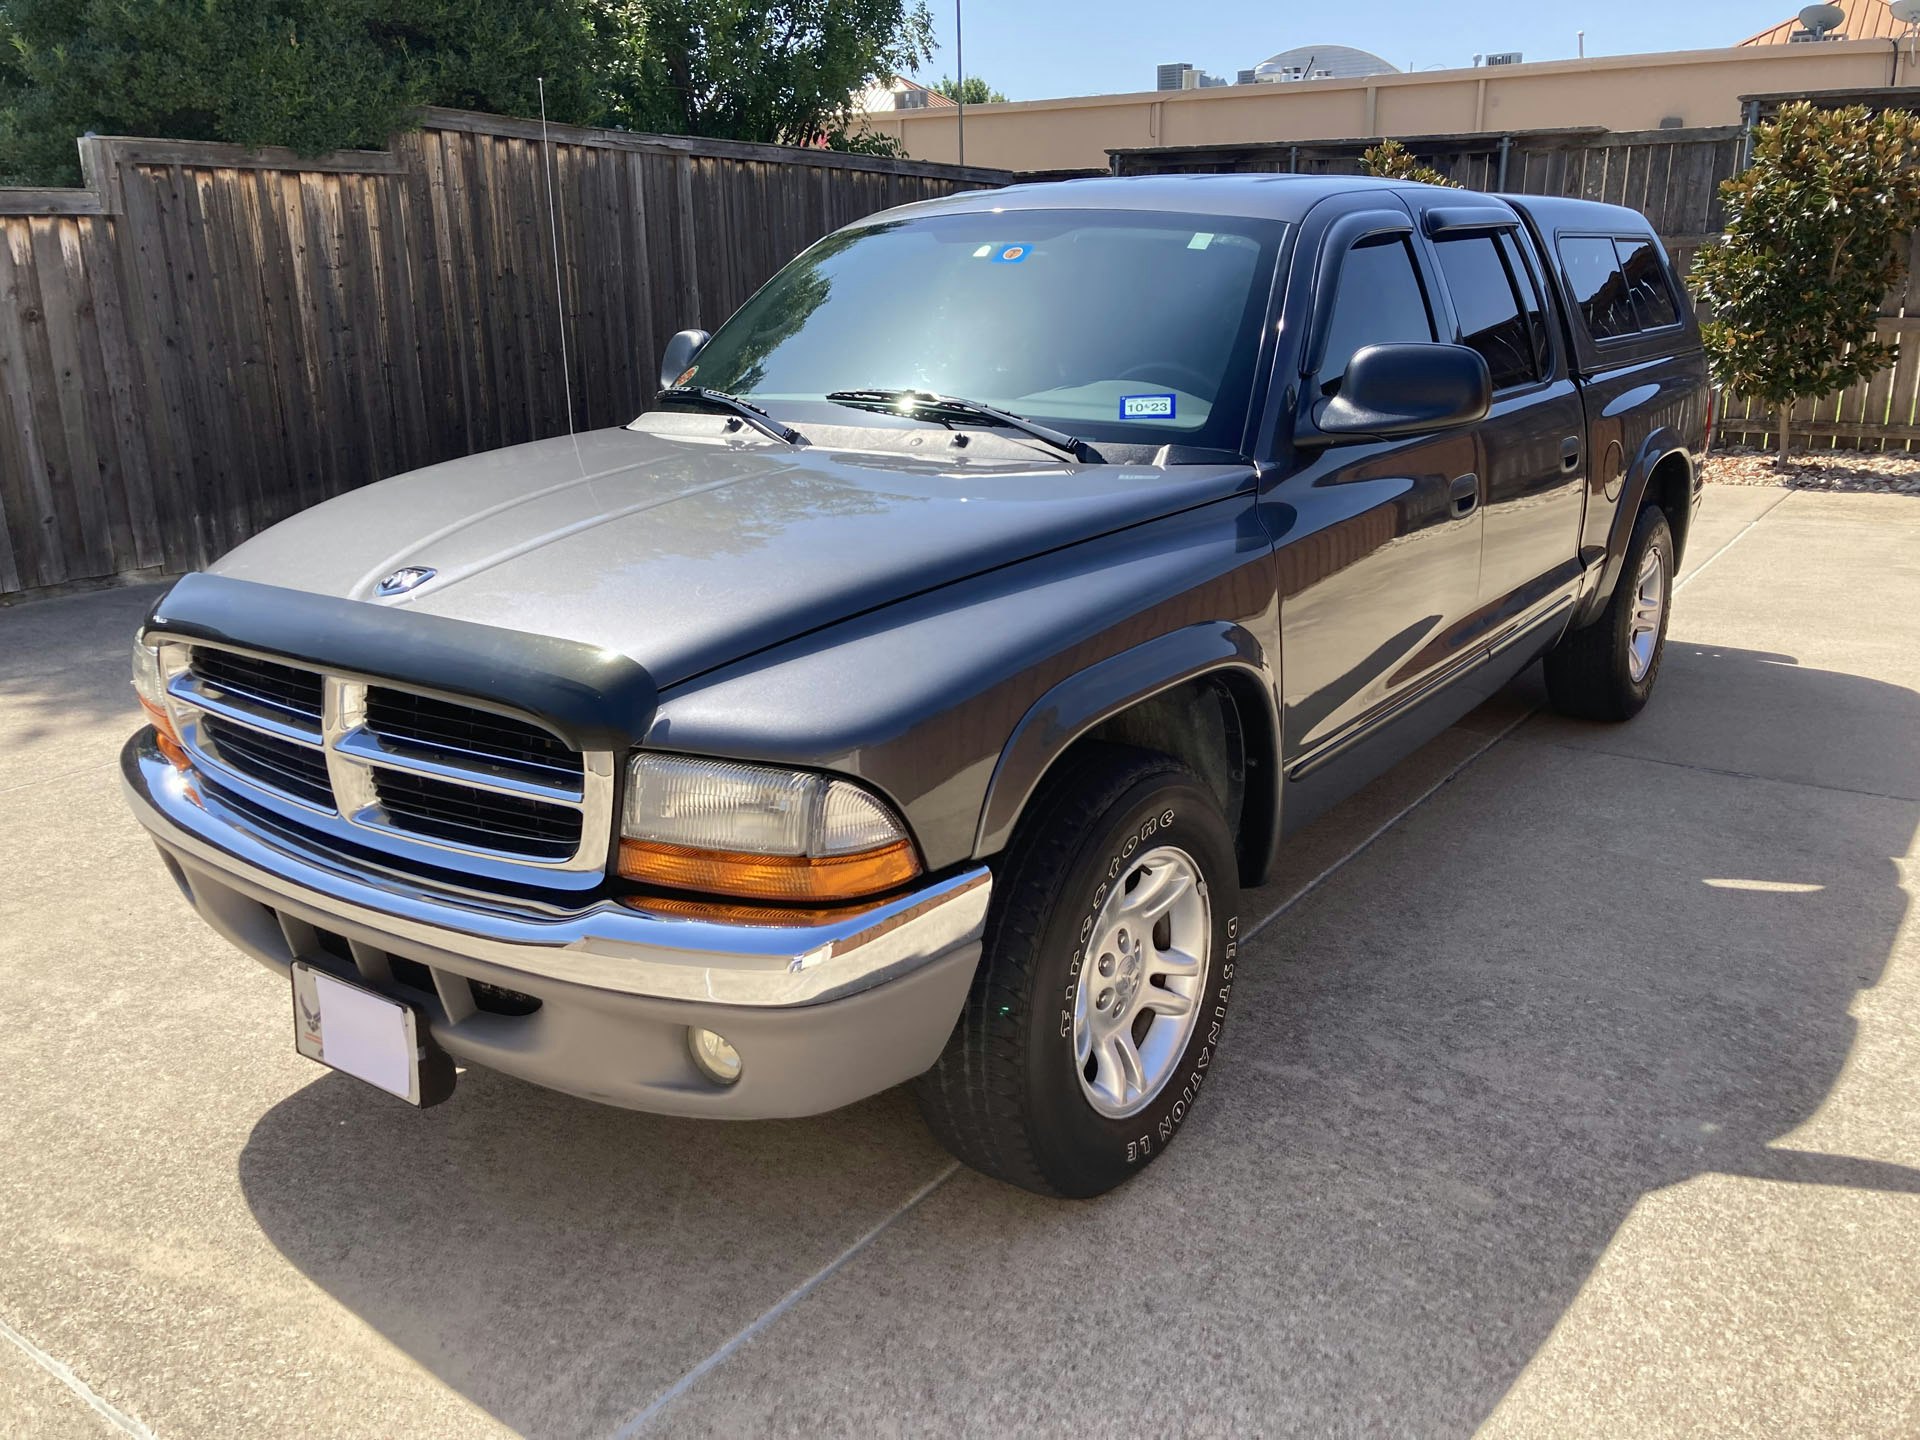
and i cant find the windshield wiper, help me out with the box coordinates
[658,386,804,446]
[825,388,1101,463]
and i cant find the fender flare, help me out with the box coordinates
[1577,428,1691,626]
[971,621,1281,876]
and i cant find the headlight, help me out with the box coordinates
[132,636,166,710]
[618,754,921,903]
[132,635,189,768]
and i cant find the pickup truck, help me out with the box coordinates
[124,174,1709,1198]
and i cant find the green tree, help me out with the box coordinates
[1692,101,1920,460]
[0,0,601,185]
[1358,138,1458,188]
[0,0,935,184]
[935,75,1006,105]
[595,0,933,148]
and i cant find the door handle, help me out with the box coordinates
[1560,436,1582,472]
[1449,473,1479,518]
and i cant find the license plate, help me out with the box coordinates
[291,961,452,1106]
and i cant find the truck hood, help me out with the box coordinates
[211,422,1253,689]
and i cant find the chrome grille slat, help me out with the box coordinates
[187,649,324,723]
[333,729,585,803]
[156,641,615,877]
[372,771,583,858]
[192,716,336,812]
[364,687,583,777]
[168,672,323,745]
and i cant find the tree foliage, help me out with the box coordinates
[0,0,603,184]
[0,0,935,184]
[579,0,931,147]
[1692,101,1920,459]
[1359,139,1458,188]
[935,75,1006,105]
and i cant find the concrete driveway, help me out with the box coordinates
[3,488,1916,1438]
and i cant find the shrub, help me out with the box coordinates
[1692,101,1920,460]
[1358,139,1458,188]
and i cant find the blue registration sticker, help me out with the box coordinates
[990,243,1031,264]
[1119,393,1177,420]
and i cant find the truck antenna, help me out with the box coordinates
[538,77,577,438]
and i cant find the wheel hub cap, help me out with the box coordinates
[1072,845,1211,1119]
[1628,544,1667,683]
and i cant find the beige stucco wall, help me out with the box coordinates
[877,40,1917,171]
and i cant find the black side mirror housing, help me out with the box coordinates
[658,328,711,391]
[1309,342,1492,441]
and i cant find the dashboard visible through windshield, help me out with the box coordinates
[681,208,1288,454]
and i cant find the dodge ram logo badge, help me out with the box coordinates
[377,566,436,596]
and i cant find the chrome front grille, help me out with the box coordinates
[159,642,615,876]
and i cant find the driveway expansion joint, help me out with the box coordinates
[0,1309,158,1439]
[1511,734,1920,806]
[608,1160,963,1437]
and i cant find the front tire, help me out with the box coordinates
[1544,501,1674,721]
[915,745,1241,1198]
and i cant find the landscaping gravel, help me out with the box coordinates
[1706,446,1920,493]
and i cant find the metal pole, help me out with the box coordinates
[954,0,966,168]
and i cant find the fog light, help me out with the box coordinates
[688,1027,742,1086]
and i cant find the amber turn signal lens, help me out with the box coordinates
[139,696,190,770]
[618,837,920,903]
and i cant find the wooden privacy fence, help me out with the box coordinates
[1112,124,1920,455]
[0,109,1009,598]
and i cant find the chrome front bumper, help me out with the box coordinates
[122,734,990,1117]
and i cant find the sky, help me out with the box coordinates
[910,0,1805,100]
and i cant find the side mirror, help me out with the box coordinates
[658,328,711,391]
[1310,342,1491,440]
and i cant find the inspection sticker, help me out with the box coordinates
[1119,393,1177,420]
[989,243,1031,263]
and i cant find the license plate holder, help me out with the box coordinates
[291,961,454,1106]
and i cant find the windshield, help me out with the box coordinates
[681,208,1287,453]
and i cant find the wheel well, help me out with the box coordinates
[1069,672,1278,888]
[1646,451,1693,564]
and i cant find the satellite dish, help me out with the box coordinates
[1797,3,1846,35]
[1893,0,1920,23]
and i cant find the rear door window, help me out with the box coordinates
[1432,233,1543,390]
[1316,236,1436,394]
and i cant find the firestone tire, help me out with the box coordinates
[914,744,1242,1198]
[1544,501,1674,722]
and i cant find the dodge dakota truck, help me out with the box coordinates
[124,174,1709,1197]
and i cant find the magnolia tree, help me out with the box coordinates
[1358,139,1458,188]
[1692,101,1920,461]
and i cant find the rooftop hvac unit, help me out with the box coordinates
[1484,51,1523,65]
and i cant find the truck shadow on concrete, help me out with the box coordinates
[236,642,1920,1437]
